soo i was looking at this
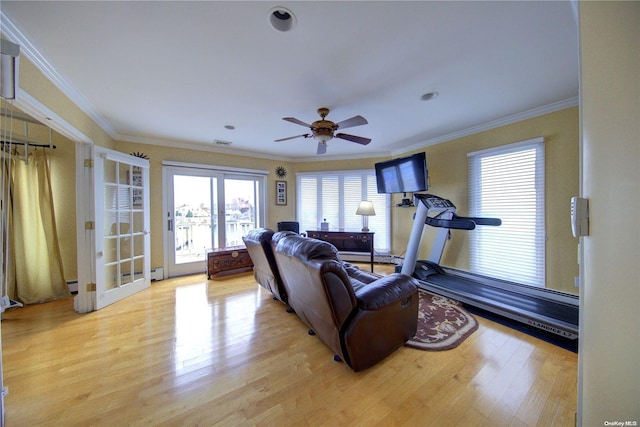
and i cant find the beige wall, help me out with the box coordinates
[392,107,580,294]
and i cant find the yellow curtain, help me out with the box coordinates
[4,149,69,304]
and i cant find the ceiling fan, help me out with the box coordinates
[275,107,371,155]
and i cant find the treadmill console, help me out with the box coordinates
[415,193,456,209]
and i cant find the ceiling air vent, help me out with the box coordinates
[214,139,232,146]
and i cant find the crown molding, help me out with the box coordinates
[13,89,93,144]
[1,11,116,138]
[118,133,302,162]
[393,97,579,156]
[293,150,392,163]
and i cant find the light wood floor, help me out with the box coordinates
[1,264,577,426]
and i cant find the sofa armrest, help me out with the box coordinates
[354,273,418,310]
[343,262,382,284]
[342,273,419,371]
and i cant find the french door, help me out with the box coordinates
[164,165,265,277]
[94,147,151,309]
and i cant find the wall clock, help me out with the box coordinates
[275,166,287,178]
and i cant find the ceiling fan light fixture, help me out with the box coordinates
[313,127,333,143]
[268,7,296,32]
[277,107,369,154]
[314,133,332,143]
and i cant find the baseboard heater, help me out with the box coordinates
[120,267,165,281]
[338,252,398,265]
[150,267,164,281]
[66,280,78,293]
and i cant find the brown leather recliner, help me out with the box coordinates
[242,228,289,304]
[274,234,419,372]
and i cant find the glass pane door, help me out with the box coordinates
[166,169,218,277]
[94,147,150,310]
[173,174,217,264]
[165,167,265,278]
[223,177,260,247]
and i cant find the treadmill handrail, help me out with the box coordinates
[452,214,502,226]
[425,216,476,230]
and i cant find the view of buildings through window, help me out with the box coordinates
[173,176,259,264]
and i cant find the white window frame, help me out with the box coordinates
[468,137,545,287]
[296,170,391,253]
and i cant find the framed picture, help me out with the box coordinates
[276,181,287,205]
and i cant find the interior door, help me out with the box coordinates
[94,147,150,309]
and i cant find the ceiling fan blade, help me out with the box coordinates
[274,133,310,142]
[283,117,312,128]
[336,115,368,130]
[316,142,327,155]
[335,133,371,145]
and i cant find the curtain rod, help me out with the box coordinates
[1,140,56,149]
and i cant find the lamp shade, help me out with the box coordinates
[356,201,376,216]
[314,129,333,143]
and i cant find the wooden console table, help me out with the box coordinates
[306,230,375,272]
[206,246,253,279]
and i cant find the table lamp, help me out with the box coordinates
[356,201,376,232]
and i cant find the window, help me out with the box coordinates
[297,170,390,253]
[468,138,545,287]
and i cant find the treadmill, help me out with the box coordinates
[400,193,579,341]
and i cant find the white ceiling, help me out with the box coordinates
[1,1,579,161]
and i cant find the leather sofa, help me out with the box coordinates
[273,233,419,372]
[242,228,289,305]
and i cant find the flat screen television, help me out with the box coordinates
[375,152,428,194]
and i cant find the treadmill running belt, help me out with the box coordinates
[426,274,578,325]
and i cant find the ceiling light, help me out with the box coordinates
[313,128,333,143]
[224,125,235,130]
[268,6,296,32]
[421,91,439,101]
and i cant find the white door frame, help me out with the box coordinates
[162,161,268,278]
[74,142,95,313]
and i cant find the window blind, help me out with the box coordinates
[468,138,545,287]
[297,170,390,253]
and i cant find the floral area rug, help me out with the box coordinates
[406,289,478,351]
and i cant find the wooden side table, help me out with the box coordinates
[206,246,253,279]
